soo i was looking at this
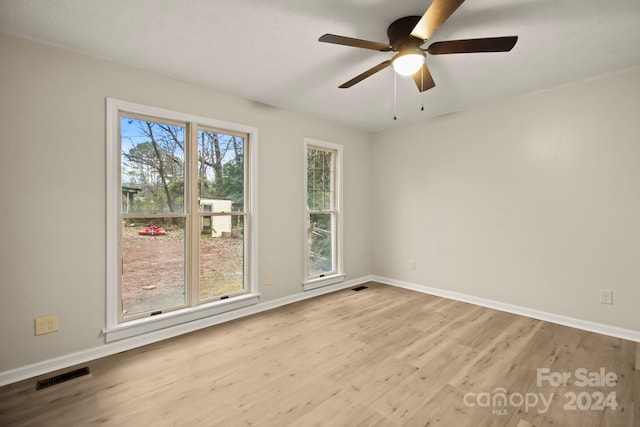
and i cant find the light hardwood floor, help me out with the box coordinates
[1,282,638,426]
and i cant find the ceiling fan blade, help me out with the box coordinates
[339,60,392,88]
[319,34,392,51]
[410,0,465,40]
[412,63,436,92]
[427,36,518,54]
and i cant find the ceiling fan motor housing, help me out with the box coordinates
[387,16,424,51]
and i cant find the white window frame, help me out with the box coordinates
[303,138,344,291]
[105,98,259,342]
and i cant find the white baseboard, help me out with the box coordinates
[0,276,374,387]
[3,275,637,387]
[373,275,640,343]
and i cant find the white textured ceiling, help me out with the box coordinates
[1,0,639,131]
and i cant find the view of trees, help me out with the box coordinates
[197,129,244,209]
[121,119,185,214]
[307,148,335,276]
[121,117,244,214]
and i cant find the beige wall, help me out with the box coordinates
[0,34,372,371]
[371,67,640,330]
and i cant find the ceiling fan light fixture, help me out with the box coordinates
[392,51,424,76]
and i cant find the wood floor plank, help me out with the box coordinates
[371,340,476,424]
[0,282,636,426]
[403,383,494,427]
[286,388,395,427]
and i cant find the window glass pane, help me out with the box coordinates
[197,130,244,212]
[121,117,185,214]
[121,217,186,317]
[199,215,245,299]
[307,212,334,276]
[307,149,333,211]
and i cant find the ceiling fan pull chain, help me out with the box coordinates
[421,66,425,111]
[394,72,398,120]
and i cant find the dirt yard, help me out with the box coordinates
[122,226,243,316]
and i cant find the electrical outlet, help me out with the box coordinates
[265,273,272,286]
[600,290,613,305]
[409,259,416,270]
[35,314,59,335]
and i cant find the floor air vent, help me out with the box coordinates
[36,367,90,390]
[352,286,368,291]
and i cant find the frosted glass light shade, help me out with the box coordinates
[392,53,424,76]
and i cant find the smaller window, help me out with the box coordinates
[303,138,344,290]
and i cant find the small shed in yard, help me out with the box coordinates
[199,198,232,237]
[121,186,141,214]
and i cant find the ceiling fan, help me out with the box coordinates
[319,0,518,92]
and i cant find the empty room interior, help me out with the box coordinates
[1,1,639,426]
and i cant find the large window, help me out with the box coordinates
[107,99,258,341]
[303,138,344,290]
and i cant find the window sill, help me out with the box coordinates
[302,274,346,291]
[103,293,260,342]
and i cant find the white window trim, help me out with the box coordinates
[105,98,259,341]
[302,138,344,291]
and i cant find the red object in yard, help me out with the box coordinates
[138,223,166,236]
